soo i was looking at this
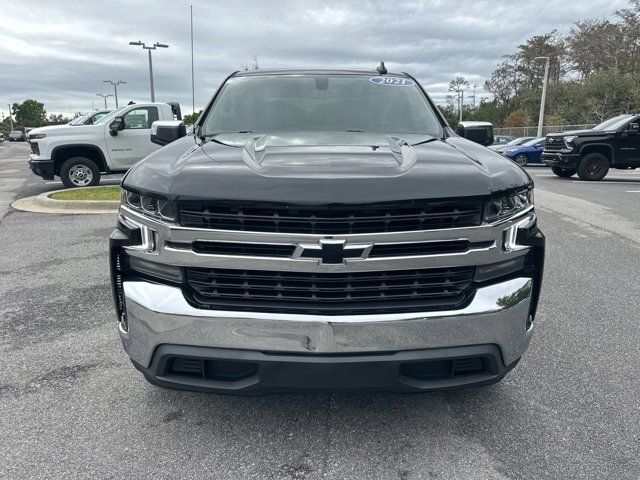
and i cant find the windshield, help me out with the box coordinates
[512,137,534,145]
[95,106,128,125]
[201,74,442,142]
[593,114,633,131]
[521,137,545,146]
[69,113,91,125]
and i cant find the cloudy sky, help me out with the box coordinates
[0,0,629,118]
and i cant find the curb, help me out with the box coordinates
[11,188,119,214]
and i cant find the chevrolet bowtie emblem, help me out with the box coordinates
[294,239,372,265]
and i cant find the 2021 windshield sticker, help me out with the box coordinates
[370,77,416,86]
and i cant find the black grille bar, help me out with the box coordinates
[178,199,484,234]
[185,266,475,315]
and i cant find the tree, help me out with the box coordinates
[47,113,70,125]
[183,109,203,125]
[448,77,470,121]
[12,100,47,128]
[503,109,530,128]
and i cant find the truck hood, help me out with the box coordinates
[29,124,102,137]
[547,128,608,137]
[123,133,531,203]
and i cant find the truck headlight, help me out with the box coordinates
[120,188,176,221]
[563,135,578,146]
[29,133,47,139]
[484,190,533,223]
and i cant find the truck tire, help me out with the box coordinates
[576,153,609,181]
[551,166,576,178]
[60,157,101,188]
[514,154,528,166]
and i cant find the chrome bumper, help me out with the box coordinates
[120,276,534,368]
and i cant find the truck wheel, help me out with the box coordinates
[577,153,609,181]
[551,166,576,178]
[514,154,528,166]
[60,157,101,188]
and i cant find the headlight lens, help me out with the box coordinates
[120,188,176,221]
[485,190,533,223]
[563,136,578,146]
[30,133,46,139]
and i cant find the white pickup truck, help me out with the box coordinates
[28,102,181,188]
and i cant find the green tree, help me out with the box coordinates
[183,109,203,126]
[12,100,47,128]
[46,113,71,125]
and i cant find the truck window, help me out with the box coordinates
[124,107,159,129]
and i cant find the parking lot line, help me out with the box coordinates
[571,180,640,184]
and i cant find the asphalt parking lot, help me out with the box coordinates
[1,142,639,479]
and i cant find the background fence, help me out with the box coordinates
[494,124,597,138]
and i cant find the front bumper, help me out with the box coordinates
[28,156,54,180]
[542,152,580,169]
[120,276,534,394]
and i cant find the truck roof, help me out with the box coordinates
[234,68,410,77]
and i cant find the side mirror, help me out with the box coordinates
[109,117,125,136]
[629,123,639,134]
[151,120,186,146]
[457,122,494,147]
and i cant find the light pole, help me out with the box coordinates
[190,5,195,115]
[129,41,169,102]
[535,56,550,138]
[7,104,14,131]
[96,93,114,109]
[103,80,126,108]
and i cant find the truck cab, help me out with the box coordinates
[543,114,640,180]
[28,102,181,187]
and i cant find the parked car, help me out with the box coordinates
[27,102,181,188]
[0,133,4,143]
[488,136,535,153]
[492,135,514,145]
[543,114,640,180]
[503,137,546,166]
[110,68,545,395]
[9,130,25,141]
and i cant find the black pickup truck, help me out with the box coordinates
[543,114,640,180]
[110,68,544,395]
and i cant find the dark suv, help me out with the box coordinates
[110,68,545,395]
[543,114,640,180]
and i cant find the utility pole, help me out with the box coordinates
[96,93,114,109]
[7,104,14,131]
[190,5,195,115]
[129,41,169,102]
[103,80,126,108]
[535,56,550,137]
[459,90,464,123]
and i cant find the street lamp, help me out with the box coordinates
[535,56,550,138]
[103,80,126,108]
[129,41,169,102]
[7,104,14,131]
[96,93,114,109]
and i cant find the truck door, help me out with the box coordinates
[614,116,640,165]
[105,106,161,170]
